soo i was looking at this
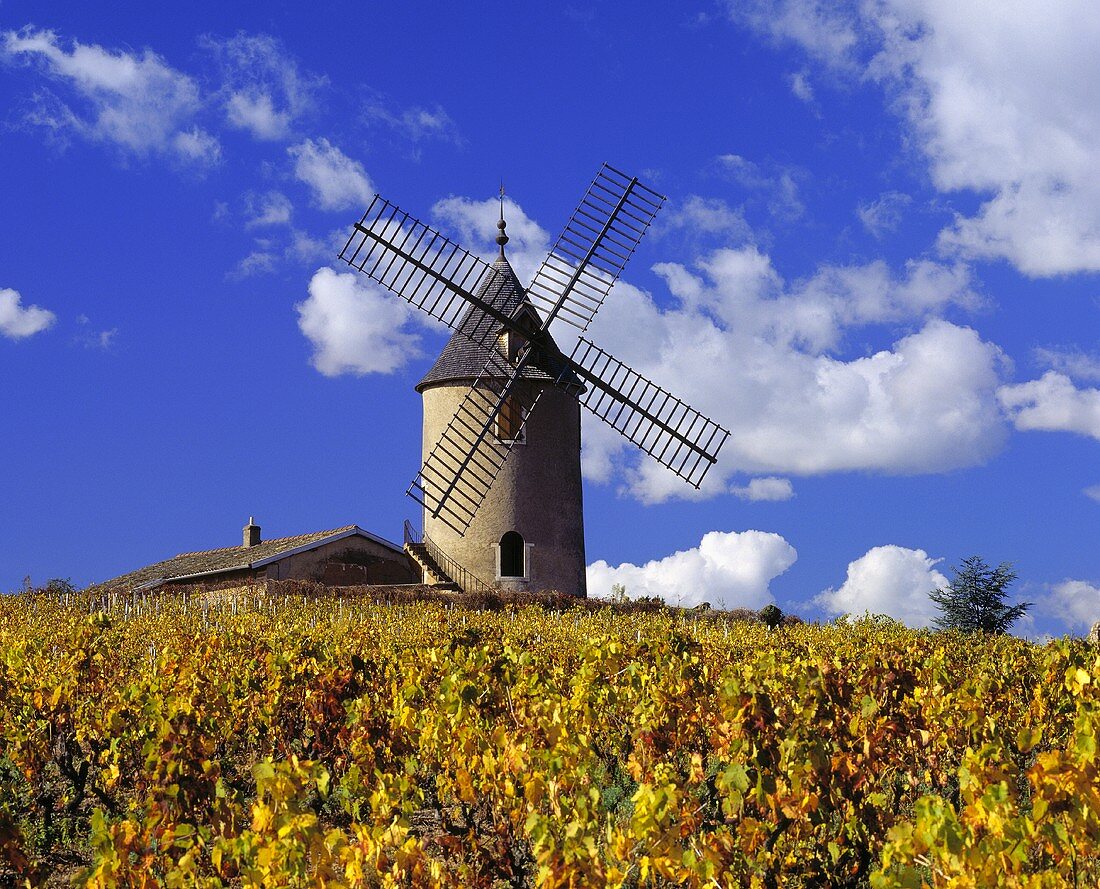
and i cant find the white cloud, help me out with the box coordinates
[998,371,1100,441]
[2,27,219,164]
[1033,346,1100,384]
[662,195,751,241]
[172,127,220,162]
[431,195,552,284]
[789,69,815,104]
[1043,580,1100,634]
[245,190,293,228]
[1085,485,1100,504]
[363,92,462,146]
[586,529,797,609]
[730,477,794,501]
[88,328,116,349]
[666,250,983,352]
[716,154,804,220]
[0,288,56,339]
[816,545,947,627]
[286,229,335,264]
[579,243,1005,502]
[230,250,279,279]
[230,223,341,278]
[227,92,289,140]
[288,138,373,211]
[204,33,324,141]
[858,191,912,238]
[296,268,422,375]
[732,0,860,69]
[732,0,1100,276]
[74,314,117,350]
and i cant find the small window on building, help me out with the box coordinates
[499,330,527,364]
[499,531,525,578]
[495,395,526,444]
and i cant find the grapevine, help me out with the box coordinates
[0,586,1096,887]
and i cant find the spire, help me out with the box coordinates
[496,181,509,260]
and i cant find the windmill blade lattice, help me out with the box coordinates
[339,196,514,337]
[407,165,672,527]
[566,338,729,488]
[525,163,665,333]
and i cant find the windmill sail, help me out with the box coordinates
[566,338,729,488]
[339,196,516,336]
[525,163,665,333]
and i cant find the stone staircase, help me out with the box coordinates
[404,540,460,590]
[402,521,494,596]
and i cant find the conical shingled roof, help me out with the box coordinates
[415,257,579,392]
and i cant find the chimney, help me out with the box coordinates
[243,516,261,548]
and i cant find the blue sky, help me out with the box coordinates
[2,2,1097,636]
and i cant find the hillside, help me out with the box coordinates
[1,584,1097,887]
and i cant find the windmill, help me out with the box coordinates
[339,164,729,594]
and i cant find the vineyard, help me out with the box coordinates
[1,585,1098,888]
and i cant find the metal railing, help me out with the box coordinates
[403,520,495,596]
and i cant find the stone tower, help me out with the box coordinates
[414,214,587,596]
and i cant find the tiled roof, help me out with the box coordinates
[415,257,580,392]
[98,525,394,590]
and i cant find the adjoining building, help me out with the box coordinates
[99,518,418,591]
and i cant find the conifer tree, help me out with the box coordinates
[929,555,1030,634]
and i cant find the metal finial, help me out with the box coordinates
[496,181,508,259]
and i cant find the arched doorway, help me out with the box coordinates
[499,531,525,578]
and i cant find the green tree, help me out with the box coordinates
[758,603,784,630]
[929,556,1030,634]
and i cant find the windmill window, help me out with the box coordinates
[495,395,526,444]
[498,531,526,578]
[500,330,527,364]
